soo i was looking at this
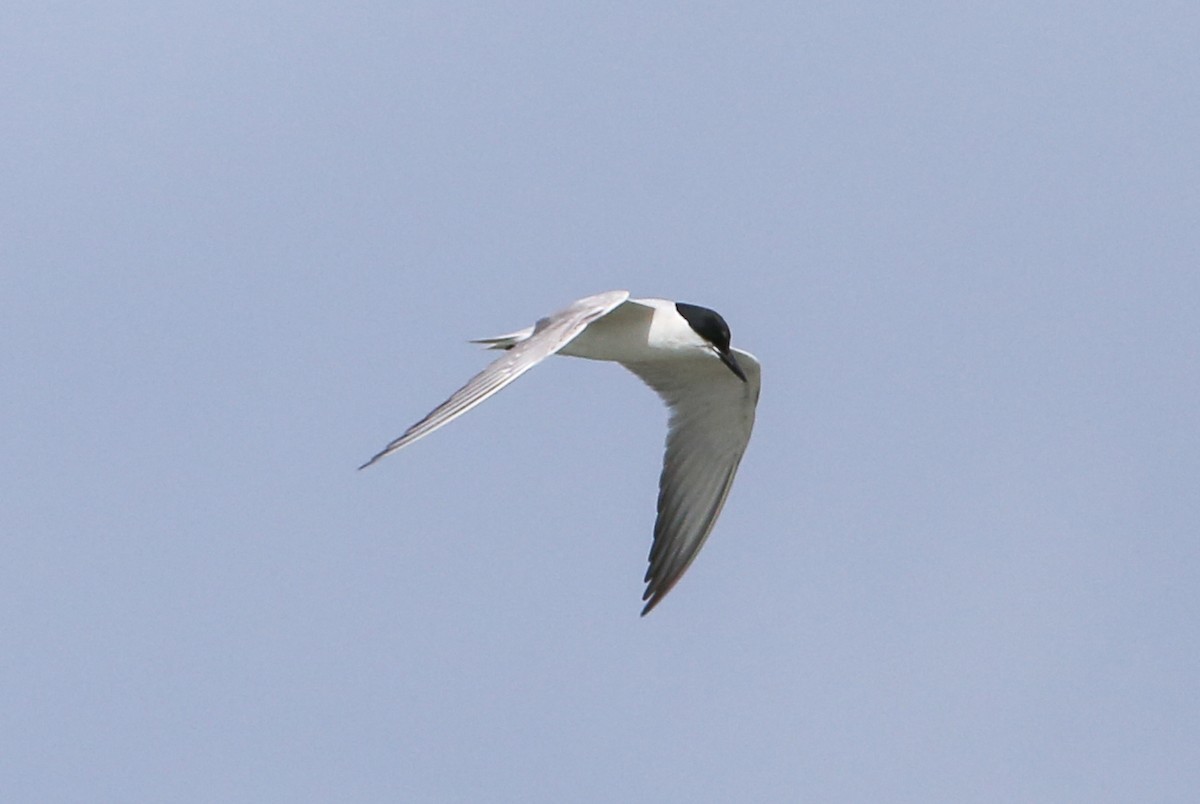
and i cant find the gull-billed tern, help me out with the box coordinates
[361,290,761,615]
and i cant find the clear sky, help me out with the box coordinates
[4,3,1198,801]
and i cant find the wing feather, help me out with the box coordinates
[360,291,630,468]
[625,348,760,615]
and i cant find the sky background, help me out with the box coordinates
[4,3,1199,801]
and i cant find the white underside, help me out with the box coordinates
[362,290,761,615]
[557,298,701,363]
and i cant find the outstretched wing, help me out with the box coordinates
[360,291,630,468]
[625,348,761,615]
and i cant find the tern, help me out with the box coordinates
[361,290,761,615]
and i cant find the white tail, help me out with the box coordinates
[469,325,536,350]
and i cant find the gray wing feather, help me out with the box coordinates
[626,348,760,615]
[360,291,629,469]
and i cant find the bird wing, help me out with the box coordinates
[359,290,630,468]
[624,348,761,615]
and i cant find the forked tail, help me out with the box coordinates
[468,325,535,350]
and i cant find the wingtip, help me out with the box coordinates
[357,450,387,471]
[640,590,662,617]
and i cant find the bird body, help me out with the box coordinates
[362,290,760,614]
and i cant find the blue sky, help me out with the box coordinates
[4,3,1198,801]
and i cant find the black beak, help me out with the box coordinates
[718,348,748,382]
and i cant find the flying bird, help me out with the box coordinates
[361,290,761,615]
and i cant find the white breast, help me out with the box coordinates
[559,299,701,363]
